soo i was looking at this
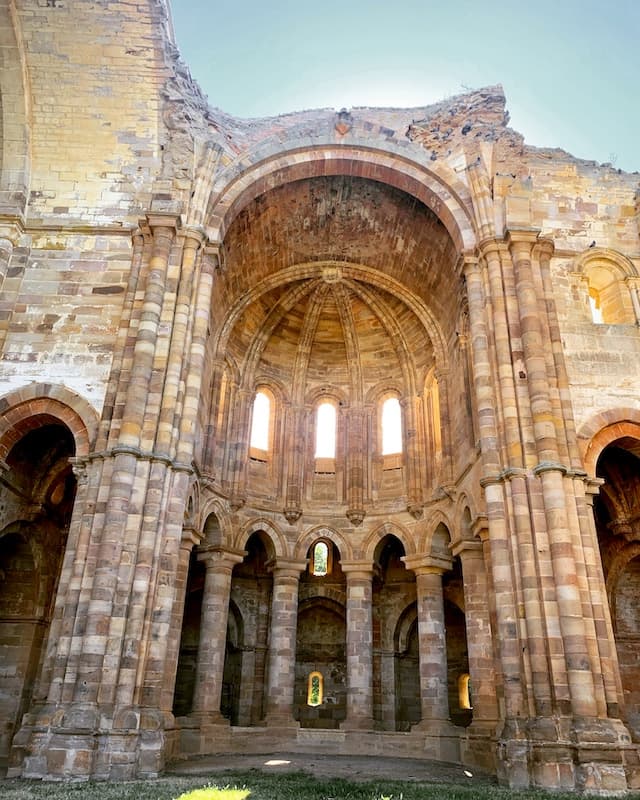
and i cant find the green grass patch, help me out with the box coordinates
[2,770,638,800]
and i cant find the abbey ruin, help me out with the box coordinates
[1,1,640,793]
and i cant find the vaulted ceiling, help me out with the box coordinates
[214,174,462,402]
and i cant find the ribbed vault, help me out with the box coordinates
[212,173,462,402]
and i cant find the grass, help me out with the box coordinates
[2,770,638,800]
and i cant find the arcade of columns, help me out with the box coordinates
[1,5,640,792]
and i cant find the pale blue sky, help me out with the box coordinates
[170,0,639,173]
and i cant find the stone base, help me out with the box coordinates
[460,719,498,772]
[8,703,170,781]
[497,715,638,795]
[411,719,462,762]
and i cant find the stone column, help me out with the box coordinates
[405,556,459,761]
[192,547,245,722]
[452,539,499,727]
[452,537,499,771]
[264,560,306,726]
[341,562,374,730]
[412,563,450,725]
[509,231,599,720]
[160,527,202,714]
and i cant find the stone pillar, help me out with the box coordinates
[452,537,499,771]
[192,547,245,722]
[160,527,202,714]
[264,560,305,726]
[341,562,374,730]
[405,556,460,761]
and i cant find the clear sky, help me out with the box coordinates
[170,0,639,173]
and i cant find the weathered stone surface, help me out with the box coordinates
[0,0,639,793]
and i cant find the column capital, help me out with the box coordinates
[477,236,507,261]
[181,225,208,248]
[197,546,245,570]
[340,560,374,579]
[534,237,555,261]
[505,227,541,257]
[403,554,451,575]
[266,558,307,579]
[145,211,182,233]
[180,526,203,551]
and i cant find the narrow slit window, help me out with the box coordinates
[382,396,402,455]
[250,391,270,451]
[311,541,329,576]
[307,671,323,706]
[315,401,336,458]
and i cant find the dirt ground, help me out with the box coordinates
[168,752,496,787]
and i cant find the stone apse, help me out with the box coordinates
[1,0,640,794]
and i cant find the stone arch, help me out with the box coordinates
[362,520,416,561]
[606,543,640,621]
[574,247,637,325]
[431,520,454,560]
[197,498,232,542]
[453,495,482,544]
[0,384,99,460]
[205,144,476,253]
[295,525,353,562]
[415,511,454,556]
[394,602,418,654]
[236,517,287,558]
[578,410,640,476]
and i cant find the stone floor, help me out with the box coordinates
[168,751,496,786]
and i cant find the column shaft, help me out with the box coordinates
[342,565,374,729]
[415,568,449,723]
[265,563,304,725]
[192,549,244,720]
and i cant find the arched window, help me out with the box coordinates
[577,249,637,325]
[307,671,323,706]
[315,401,336,458]
[381,396,402,455]
[311,540,329,576]
[250,390,270,452]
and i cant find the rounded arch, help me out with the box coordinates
[574,247,637,325]
[295,525,353,562]
[363,520,416,560]
[578,410,640,476]
[574,247,638,280]
[236,517,288,558]
[304,384,348,408]
[0,384,99,460]
[205,144,476,252]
